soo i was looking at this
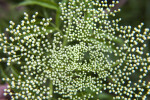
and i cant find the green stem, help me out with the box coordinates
[49,80,53,100]
[43,8,48,18]
[62,22,71,47]
[62,35,68,47]
[50,22,62,34]
[10,64,19,78]
[56,9,61,28]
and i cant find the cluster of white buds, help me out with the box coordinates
[0,0,150,99]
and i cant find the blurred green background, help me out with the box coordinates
[0,0,150,30]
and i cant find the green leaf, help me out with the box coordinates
[18,0,59,10]
[0,65,9,79]
[62,0,68,3]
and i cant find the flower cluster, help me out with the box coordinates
[0,0,150,99]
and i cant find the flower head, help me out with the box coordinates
[0,0,150,99]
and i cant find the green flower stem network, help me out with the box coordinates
[0,0,150,100]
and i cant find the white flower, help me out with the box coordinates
[0,0,150,99]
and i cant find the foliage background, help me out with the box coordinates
[0,0,150,99]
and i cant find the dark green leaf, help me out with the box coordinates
[18,0,59,10]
